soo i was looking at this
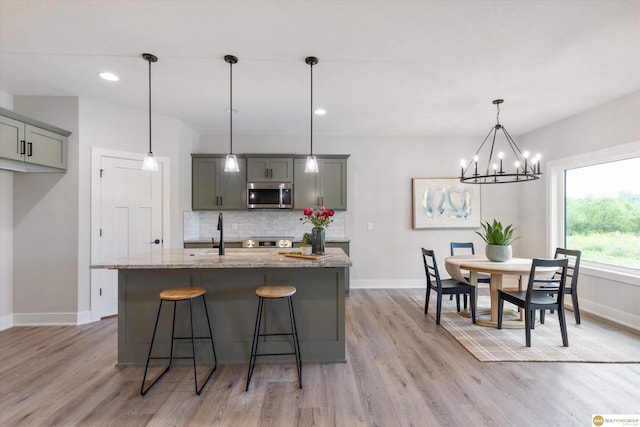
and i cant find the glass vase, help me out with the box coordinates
[311,227,326,255]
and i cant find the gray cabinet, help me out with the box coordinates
[247,157,293,182]
[294,157,348,210]
[293,240,351,294]
[192,155,247,210]
[0,108,69,172]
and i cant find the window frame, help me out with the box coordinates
[547,141,640,280]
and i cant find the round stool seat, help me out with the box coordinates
[256,285,296,299]
[159,287,205,301]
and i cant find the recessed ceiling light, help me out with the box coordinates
[314,108,327,116]
[99,72,119,82]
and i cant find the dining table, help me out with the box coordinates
[445,254,558,328]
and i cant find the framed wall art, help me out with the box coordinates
[412,178,481,229]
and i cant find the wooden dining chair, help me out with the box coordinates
[539,248,582,324]
[449,242,491,284]
[497,258,569,347]
[422,248,476,325]
[449,242,490,305]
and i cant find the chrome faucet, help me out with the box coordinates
[216,212,225,255]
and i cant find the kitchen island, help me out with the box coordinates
[92,247,351,366]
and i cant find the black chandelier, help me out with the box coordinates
[460,99,541,184]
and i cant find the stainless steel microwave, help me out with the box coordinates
[247,182,293,209]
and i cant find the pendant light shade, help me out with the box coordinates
[305,56,319,174]
[460,99,542,184]
[141,53,159,172]
[224,54,240,172]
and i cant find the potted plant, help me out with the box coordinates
[476,219,518,262]
[300,232,313,255]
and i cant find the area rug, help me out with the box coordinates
[412,296,640,362]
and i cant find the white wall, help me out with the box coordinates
[0,90,13,330]
[9,96,198,326]
[0,170,13,330]
[518,91,640,329]
[13,97,80,324]
[6,91,637,328]
[198,134,521,288]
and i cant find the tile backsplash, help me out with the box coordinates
[184,210,346,241]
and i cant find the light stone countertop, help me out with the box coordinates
[91,247,352,270]
[182,237,351,244]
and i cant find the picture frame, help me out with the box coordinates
[412,178,481,229]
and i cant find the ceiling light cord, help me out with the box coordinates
[141,53,159,172]
[148,57,152,154]
[229,58,233,155]
[310,60,313,156]
[223,55,240,173]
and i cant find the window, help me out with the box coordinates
[564,157,640,270]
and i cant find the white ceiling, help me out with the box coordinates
[1,0,639,137]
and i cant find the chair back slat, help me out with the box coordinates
[526,258,569,304]
[450,242,475,256]
[554,248,581,290]
[421,248,442,291]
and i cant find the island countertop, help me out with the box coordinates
[92,247,351,270]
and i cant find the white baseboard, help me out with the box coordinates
[13,312,81,326]
[579,299,640,332]
[0,313,13,331]
[76,310,93,325]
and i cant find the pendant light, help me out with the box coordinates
[223,54,240,172]
[304,56,319,173]
[460,99,542,184]
[141,53,159,172]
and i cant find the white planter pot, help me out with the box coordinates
[486,244,512,262]
[300,245,313,255]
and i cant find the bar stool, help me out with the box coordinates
[245,285,302,391]
[141,286,217,396]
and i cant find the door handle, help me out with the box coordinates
[20,140,26,155]
[27,142,33,157]
[150,239,161,244]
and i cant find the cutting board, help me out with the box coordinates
[278,252,332,260]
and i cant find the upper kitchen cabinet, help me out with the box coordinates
[192,155,247,210]
[294,156,348,210]
[247,156,293,182]
[0,108,70,172]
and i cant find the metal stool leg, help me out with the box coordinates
[141,299,172,396]
[287,295,302,389]
[193,294,217,395]
[245,296,264,391]
[142,294,217,396]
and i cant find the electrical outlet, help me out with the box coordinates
[367,222,374,231]
[232,223,238,231]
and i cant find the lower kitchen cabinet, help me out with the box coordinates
[294,240,351,294]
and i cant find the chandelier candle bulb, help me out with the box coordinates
[498,152,504,173]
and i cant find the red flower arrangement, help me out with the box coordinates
[300,206,334,228]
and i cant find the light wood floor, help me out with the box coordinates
[1,289,639,426]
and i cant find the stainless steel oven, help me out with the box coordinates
[247,182,293,209]
[242,238,293,248]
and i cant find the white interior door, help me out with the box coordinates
[97,155,164,318]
